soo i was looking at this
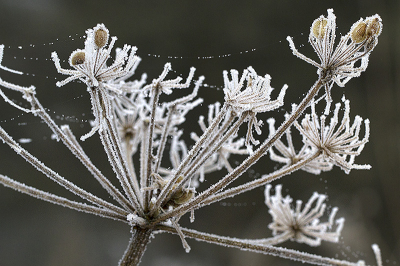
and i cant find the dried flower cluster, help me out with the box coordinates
[264,184,344,246]
[287,9,382,112]
[0,9,384,266]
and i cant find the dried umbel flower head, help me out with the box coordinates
[264,184,344,246]
[267,117,333,175]
[287,9,382,106]
[294,98,371,174]
[52,23,139,88]
[223,66,287,114]
[0,10,386,266]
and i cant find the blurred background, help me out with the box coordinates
[0,0,398,265]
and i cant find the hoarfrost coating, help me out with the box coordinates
[0,9,385,266]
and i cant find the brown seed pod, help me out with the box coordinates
[366,17,381,37]
[154,175,195,209]
[70,51,85,66]
[351,22,367,43]
[311,18,328,39]
[94,28,108,48]
[171,189,194,205]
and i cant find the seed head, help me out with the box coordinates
[351,22,367,43]
[70,50,85,66]
[311,18,328,39]
[351,16,381,44]
[94,28,108,48]
[366,17,381,37]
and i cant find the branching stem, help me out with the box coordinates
[154,77,324,223]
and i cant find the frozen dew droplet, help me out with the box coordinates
[17,138,32,144]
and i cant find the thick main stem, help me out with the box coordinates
[119,227,153,266]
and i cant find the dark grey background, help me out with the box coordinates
[0,0,398,265]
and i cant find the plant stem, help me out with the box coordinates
[119,227,153,266]
[157,225,361,266]
[199,151,321,207]
[154,77,324,223]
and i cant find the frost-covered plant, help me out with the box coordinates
[0,9,384,266]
